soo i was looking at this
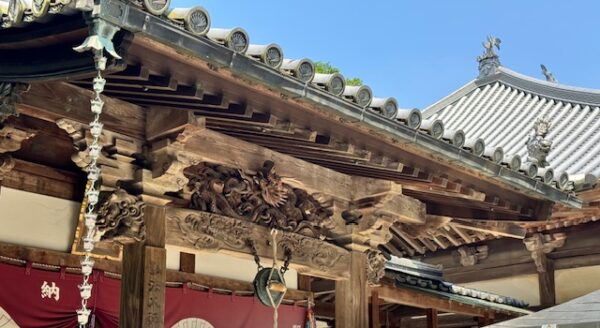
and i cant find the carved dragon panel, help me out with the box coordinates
[186,160,336,239]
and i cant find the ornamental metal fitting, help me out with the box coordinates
[477,35,501,78]
[73,17,122,60]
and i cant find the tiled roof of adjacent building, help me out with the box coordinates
[385,257,530,312]
[423,66,600,177]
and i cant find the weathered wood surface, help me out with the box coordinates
[2,159,83,200]
[0,241,122,272]
[148,107,425,226]
[538,258,556,308]
[424,221,600,283]
[179,252,195,273]
[165,208,351,279]
[426,308,438,328]
[18,82,146,139]
[119,242,145,327]
[120,205,167,328]
[167,270,313,302]
[374,285,491,317]
[335,251,368,328]
[371,290,381,328]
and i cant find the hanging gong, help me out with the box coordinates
[253,267,287,308]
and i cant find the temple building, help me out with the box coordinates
[421,37,600,314]
[0,1,597,328]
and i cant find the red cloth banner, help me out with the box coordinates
[0,262,306,327]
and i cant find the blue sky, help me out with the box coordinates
[171,0,600,109]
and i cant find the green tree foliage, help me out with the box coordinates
[314,61,363,86]
[345,77,363,86]
[314,61,340,74]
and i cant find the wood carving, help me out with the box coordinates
[523,233,566,272]
[0,82,29,122]
[0,154,15,180]
[0,123,35,153]
[277,233,348,273]
[167,209,349,279]
[95,188,146,244]
[456,245,488,266]
[187,161,335,239]
[366,249,387,286]
[176,213,249,252]
[56,118,142,188]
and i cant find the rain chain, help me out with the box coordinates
[76,51,107,327]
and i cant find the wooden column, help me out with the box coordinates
[335,251,368,328]
[371,290,381,328]
[120,205,167,328]
[539,257,556,308]
[179,252,195,273]
[298,274,313,291]
[426,309,438,328]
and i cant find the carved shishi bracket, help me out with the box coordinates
[366,249,387,286]
[94,188,146,244]
[186,160,336,239]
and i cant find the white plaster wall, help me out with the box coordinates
[459,274,540,306]
[555,265,600,303]
[165,246,298,289]
[0,187,80,252]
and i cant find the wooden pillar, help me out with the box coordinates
[179,252,195,273]
[371,290,381,328]
[539,257,556,308]
[426,309,438,328]
[298,274,313,291]
[335,251,368,328]
[120,205,167,328]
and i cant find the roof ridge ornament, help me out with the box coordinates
[540,64,557,83]
[525,116,552,168]
[477,35,501,79]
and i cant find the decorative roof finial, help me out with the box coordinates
[477,35,501,78]
[525,116,552,167]
[540,64,557,83]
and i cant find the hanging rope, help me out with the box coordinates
[76,50,107,327]
[269,229,280,328]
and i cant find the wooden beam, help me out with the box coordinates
[0,240,311,302]
[120,205,167,328]
[19,82,146,139]
[166,270,312,302]
[426,309,438,328]
[2,159,83,201]
[165,208,350,280]
[335,251,368,328]
[147,107,425,221]
[374,285,490,317]
[179,252,195,273]
[449,218,526,239]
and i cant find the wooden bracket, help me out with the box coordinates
[523,233,566,272]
